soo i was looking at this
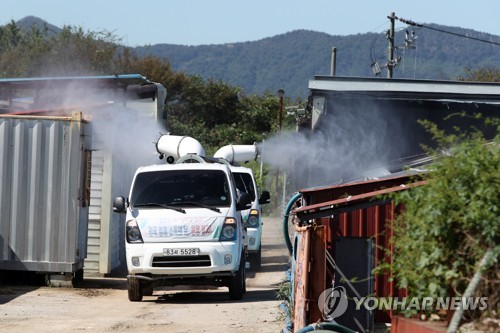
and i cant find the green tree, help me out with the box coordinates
[0,20,22,50]
[462,67,500,82]
[0,23,120,77]
[0,21,295,159]
[391,116,499,321]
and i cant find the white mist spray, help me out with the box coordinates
[261,100,408,190]
[34,80,167,192]
[29,79,167,270]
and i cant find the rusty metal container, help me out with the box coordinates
[291,175,425,331]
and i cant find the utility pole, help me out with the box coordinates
[387,12,396,78]
[278,89,284,131]
[274,89,285,212]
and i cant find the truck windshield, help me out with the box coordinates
[131,169,231,208]
[233,172,256,201]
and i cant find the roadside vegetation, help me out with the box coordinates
[385,115,499,329]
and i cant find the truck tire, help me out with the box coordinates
[128,277,143,302]
[228,255,246,300]
[143,284,153,296]
[251,246,262,270]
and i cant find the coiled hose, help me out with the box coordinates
[283,192,301,255]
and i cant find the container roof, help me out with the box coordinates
[295,172,427,222]
[0,74,159,115]
[0,74,150,89]
[309,76,500,101]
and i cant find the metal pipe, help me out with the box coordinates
[331,47,337,76]
[274,89,285,210]
[447,248,494,333]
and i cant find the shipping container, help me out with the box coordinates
[0,112,91,282]
[0,75,167,276]
[290,174,426,331]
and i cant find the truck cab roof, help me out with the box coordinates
[136,161,232,174]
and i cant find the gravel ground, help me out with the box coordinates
[0,217,290,333]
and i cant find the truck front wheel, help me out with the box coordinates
[251,246,262,270]
[128,277,143,302]
[228,255,246,300]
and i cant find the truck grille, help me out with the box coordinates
[152,255,212,268]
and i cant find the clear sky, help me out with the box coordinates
[2,1,499,47]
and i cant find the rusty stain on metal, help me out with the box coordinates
[295,179,427,220]
[309,225,326,322]
[293,227,310,330]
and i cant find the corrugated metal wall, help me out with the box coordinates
[86,150,104,273]
[0,113,90,273]
[94,150,131,275]
[85,94,164,276]
[86,147,126,275]
[85,138,144,276]
[292,175,422,329]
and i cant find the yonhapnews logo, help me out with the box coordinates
[318,291,489,314]
[317,286,349,320]
[352,296,488,311]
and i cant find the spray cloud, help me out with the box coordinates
[261,100,408,190]
[34,80,166,192]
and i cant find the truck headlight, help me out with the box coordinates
[247,209,259,228]
[220,217,237,241]
[126,220,144,243]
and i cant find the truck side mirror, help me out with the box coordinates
[236,192,252,211]
[113,196,128,213]
[258,191,271,205]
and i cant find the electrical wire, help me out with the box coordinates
[397,16,500,47]
[368,20,390,34]
[369,33,381,63]
[368,21,390,64]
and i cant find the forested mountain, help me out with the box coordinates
[10,16,500,98]
[134,26,500,98]
[16,15,61,36]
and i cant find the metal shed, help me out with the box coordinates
[0,112,91,278]
[288,76,500,332]
[292,76,500,189]
[291,174,426,331]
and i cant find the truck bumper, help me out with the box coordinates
[246,227,262,252]
[126,241,241,276]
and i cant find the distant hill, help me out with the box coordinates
[134,27,500,98]
[13,16,500,98]
[16,16,61,36]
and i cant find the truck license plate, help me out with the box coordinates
[163,248,200,256]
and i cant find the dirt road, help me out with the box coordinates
[0,217,289,333]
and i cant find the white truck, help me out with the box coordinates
[214,145,271,269]
[113,135,252,301]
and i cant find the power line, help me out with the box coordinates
[397,16,500,47]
